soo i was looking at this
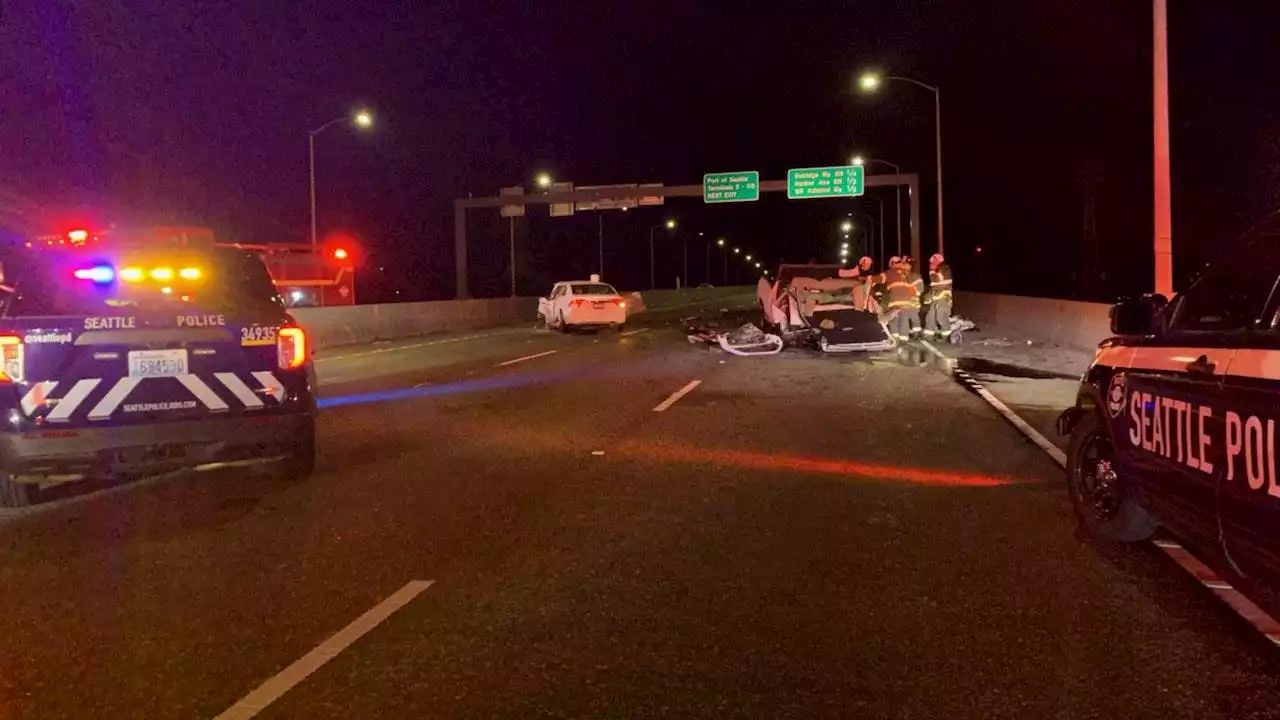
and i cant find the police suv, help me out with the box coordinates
[1059,219,1280,612]
[0,229,316,508]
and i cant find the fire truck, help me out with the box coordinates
[28,225,357,307]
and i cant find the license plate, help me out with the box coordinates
[128,349,189,378]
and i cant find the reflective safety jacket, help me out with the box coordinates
[930,263,954,300]
[907,270,924,308]
[880,267,917,309]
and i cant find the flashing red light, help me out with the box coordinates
[67,229,89,243]
[333,248,349,260]
[975,246,983,254]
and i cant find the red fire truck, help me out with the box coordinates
[29,225,357,307]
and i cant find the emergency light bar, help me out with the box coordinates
[72,264,204,286]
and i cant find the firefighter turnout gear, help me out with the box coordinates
[904,259,924,337]
[880,260,917,340]
[924,255,953,338]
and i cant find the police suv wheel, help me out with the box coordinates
[0,474,33,509]
[1067,411,1158,543]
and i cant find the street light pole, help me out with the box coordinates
[1154,0,1173,296]
[858,74,942,256]
[308,133,317,250]
[648,226,657,290]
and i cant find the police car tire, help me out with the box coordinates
[0,475,32,509]
[1067,411,1159,543]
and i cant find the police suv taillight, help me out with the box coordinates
[0,336,24,384]
[277,326,307,370]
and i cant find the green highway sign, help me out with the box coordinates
[786,165,864,199]
[703,171,760,203]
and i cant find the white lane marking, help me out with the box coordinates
[918,340,1066,467]
[652,379,702,413]
[494,349,557,367]
[315,329,523,363]
[87,377,141,420]
[44,379,101,422]
[215,580,434,720]
[621,328,650,337]
[215,373,265,408]
[177,374,229,412]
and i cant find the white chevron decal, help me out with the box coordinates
[177,374,229,412]
[45,379,101,422]
[252,371,285,402]
[215,372,264,408]
[20,381,57,417]
[88,377,141,420]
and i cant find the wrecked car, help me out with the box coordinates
[756,264,896,352]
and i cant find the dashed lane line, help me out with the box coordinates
[652,380,702,412]
[214,580,435,719]
[494,349,558,367]
[315,329,526,363]
[621,327,650,337]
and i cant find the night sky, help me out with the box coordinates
[2,2,1278,303]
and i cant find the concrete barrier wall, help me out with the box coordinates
[292,286,753,350]
[955,291,1111,351]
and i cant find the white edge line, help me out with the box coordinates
[919,339,1065,467]
[924,338,1280,650]
[621,327,650,337]
[494,349,558,367]
[214,580,434,720]
[652,379,702,412]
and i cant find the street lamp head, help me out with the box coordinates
[851,155,865,167]
[858,72,882,92]
[535,172,553,189]
[745,254,753,261]
[754,262,761,268]
[665,219,677,230]
[717,238,725,247]
[841,221,853,233]
[733,248,740,254]
[353,110,374,128]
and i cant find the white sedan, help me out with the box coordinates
[538,276,628,332]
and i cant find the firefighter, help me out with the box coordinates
[850,256,877,311]
[903,255,925,338]
[881,257,916,340]
[924,253,954,339]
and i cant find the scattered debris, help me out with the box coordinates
[590,450,605,456]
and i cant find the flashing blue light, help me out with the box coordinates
[73,265,115,284]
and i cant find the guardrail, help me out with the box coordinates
[954,291,1111,351]
[292,286,754,350]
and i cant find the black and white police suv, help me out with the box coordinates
[0,230,317,508]
[1058,216,1280,611]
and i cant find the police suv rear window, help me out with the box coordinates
[0,248,281,317]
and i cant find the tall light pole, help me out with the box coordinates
[1153,0,1173,296]
[717,238,728,285]
[858,72,943,256]
[649,218,676,290]
[853,155,903,256]
[309,109,373,250]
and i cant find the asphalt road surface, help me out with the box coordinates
[1,303,1279,720]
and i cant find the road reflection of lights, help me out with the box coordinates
[318,370,567,409]
[625,441,1015,487]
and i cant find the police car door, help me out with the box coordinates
[1214,242,1280,586]
[1119,257,1268,542]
